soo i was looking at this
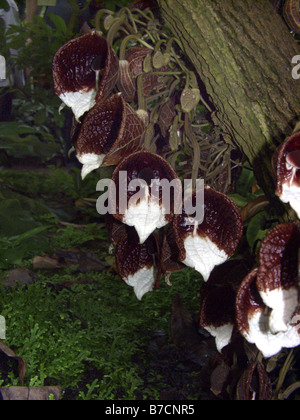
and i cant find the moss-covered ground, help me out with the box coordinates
[0,168,203,400]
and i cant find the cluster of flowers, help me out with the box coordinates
[52,14,300,363]
[52,28,243,300]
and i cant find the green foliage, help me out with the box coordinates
[230,164,263,208]
[0,226,50,269]
[230,163,277,253]
[0,121,61,161]
[0,0,9,11]
[103,0,135,11]
[0,165,202,398]
[0,198,43,236]
[0,168,101,269]
[0,266,201,399]
[0,10,78,165]
[50,224,107,250]
[0,167,99,201]
[4,16,71,85]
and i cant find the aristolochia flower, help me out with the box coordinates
[53,31,119,121]
[275,132,300,217]
[75,93,145,179]
[172,187,243,281]
[236,223,300,358]
[114,226,161,300]
[109,150,181,244]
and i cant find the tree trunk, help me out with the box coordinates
[158,0,300,213]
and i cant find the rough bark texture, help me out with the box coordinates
[158,0,300,212]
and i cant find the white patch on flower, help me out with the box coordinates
[244,308,300,358]
[59,88,97,121]
[204,323,233,353]
[77,152,105,180]
[123,188,168,244]
[259,286,299,334]
[124,266,155,301]
[279,170,300,218]
[182,227,228,281]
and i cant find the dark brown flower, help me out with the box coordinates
[53,31,119,121]
[172,187,243,281]
[115,227,161,300]
[76,93,145,179]
[160,225,186,275]
[275,132,300,217]
[236,267,300,358]
[199,260,250,352]
[256,223,300,334]
[109,150,181,243]
[117,47,169,102]
[200,282,236,352]
[283,0,300,34]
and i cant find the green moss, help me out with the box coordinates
[0,263,202,399]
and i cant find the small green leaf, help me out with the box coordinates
[0,0,9,11]
[246,211,269,250]
[34,109,47,126]
[236,166,256,197]
[47,12,67,34]
[0,199,41,237]
[229,193,251,209]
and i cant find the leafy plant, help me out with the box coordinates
[0,11,79,165]
[0,0,9,11]
[0,121,61,161]
[4,15,72,86]
[0,226,50,269]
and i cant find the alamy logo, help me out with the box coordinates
[96,174,205,225]
[292,55,300,80]
[0,55,6,80]
[0,316,6,340]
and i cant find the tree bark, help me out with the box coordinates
[158,0,300,213]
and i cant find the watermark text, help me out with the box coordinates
[292,55,300,80]
[96,174,205,225]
